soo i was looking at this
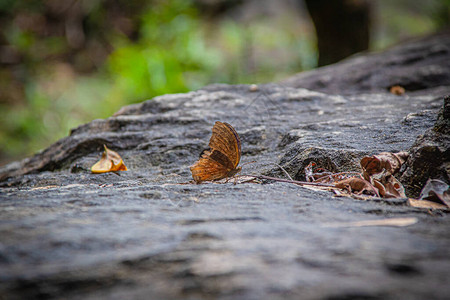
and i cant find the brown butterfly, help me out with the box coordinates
[190,121,242,183]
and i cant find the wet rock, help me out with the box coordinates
[1,32,450,300]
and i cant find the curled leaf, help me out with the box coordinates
[381,175,406,198]
[91,145,128,174]
[419,179,450,207]
[361,151,408,178]
[301,152,408,200]
[373,179,387,197]
[334,177,379,197]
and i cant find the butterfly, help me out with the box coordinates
[190,121,242,183]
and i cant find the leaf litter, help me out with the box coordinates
[91,145,128,174]
[247,151,448,211]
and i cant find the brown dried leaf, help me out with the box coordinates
[360,151,408,178]
[419,179,450,207]
[382,175,406,198]
[91,145,128,174]
[390,85,405,96]
[373,179,387,197]
[408,199,448,210]
[334,177,379,197]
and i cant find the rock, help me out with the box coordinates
[400,96,450,197]
[1,32,450,300]
[281,29,450,95]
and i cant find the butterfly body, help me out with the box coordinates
[190,122,241,183]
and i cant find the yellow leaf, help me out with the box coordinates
[91,145,128,174]
[408,199,448,210]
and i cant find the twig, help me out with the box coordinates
[271,163,294,181]
[248,175,336,187]
[312,171,361,183]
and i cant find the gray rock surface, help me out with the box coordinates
[1,32,449,299]
[281,29,450,95]
[400,96,450,197]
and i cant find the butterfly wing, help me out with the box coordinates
[190,122,242,183]
[208,121,241,169]
[190,152,229,183]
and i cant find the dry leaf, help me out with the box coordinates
[373,179,387,197]
[323,217,418,228]
[91,145,128,174]
[334,177,379,197]
[381,175,406,198]
[361,151,408,178]
[419,179,450,207]
[303,152,409,200]
[390,85,405,96]
[408,199,448,210]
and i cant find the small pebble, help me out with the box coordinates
[249,84,259,92]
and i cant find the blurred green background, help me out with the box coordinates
[0,0,449,165]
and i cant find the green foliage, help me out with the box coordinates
[1,0,447,165]
[372,0,449,50]
[107,0,221,102]
[1,0,318,164]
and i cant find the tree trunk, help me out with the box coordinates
[304,0,370,66]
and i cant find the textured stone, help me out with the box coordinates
[400,96,450,197]
[1,32,449,300]
[281,29,450,95]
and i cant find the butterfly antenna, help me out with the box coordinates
[241,160,257,167]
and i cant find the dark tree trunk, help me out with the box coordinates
[304,0,370,66]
